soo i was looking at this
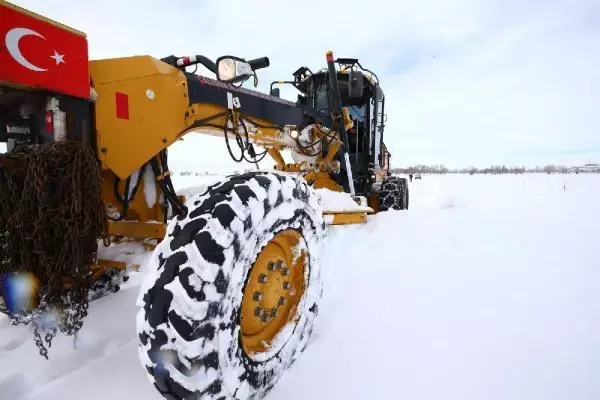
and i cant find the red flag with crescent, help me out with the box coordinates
[0,2,89,99]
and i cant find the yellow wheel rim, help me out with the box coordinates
[240,228,307,355]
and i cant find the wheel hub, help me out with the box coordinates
[240,228,306,355]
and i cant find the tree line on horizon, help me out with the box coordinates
[175,164,600,176]
[391,164,600,175]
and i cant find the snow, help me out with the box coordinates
[316,188,372,212]
[142,166,157,209]
[2,173,600,400]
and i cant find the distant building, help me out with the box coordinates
[570,163,600,173]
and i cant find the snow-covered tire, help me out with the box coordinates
[136,171,325,400]
[378,176,409,211]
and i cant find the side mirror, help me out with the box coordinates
[348,70,364,98]
[270,87,280,98]
[216,56,253,84]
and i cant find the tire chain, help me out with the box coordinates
[378,176,408,210]
[0,141,107,358]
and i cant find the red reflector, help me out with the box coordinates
[326,51,334,62]
[115,92,129,120]
[45,111,53,133]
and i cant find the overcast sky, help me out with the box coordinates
[11,0,600,170]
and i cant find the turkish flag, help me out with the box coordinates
[0,2,89,99]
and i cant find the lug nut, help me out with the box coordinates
[261,311,269,322]
[254,307,262,317]
[270,309,277,318]
[267,262,276,271]
[276,260,284,269]
[278,296,286,306]
[283,281,291,290]
[253,292,263,301]
[281,267,290,276]
[258,273,268,283]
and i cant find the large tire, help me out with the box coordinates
[136,171,325,400]
[378,176,409,211]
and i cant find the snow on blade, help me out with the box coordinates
[316,188,372,212]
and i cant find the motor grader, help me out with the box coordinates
[0,1,409,398]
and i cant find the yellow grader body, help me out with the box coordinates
[91,55,368,244]
[0,1,409,398]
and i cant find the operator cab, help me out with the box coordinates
[274,59,387,195]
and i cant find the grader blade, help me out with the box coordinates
[322,210,370,225]
[317,189,374,225]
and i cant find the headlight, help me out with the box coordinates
[218,58,236,81]
[216,56,253,84]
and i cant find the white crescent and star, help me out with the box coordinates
[5,27,66,72]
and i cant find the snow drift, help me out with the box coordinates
[1,173,599,400]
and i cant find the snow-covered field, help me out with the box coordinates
[1,173,599,400]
